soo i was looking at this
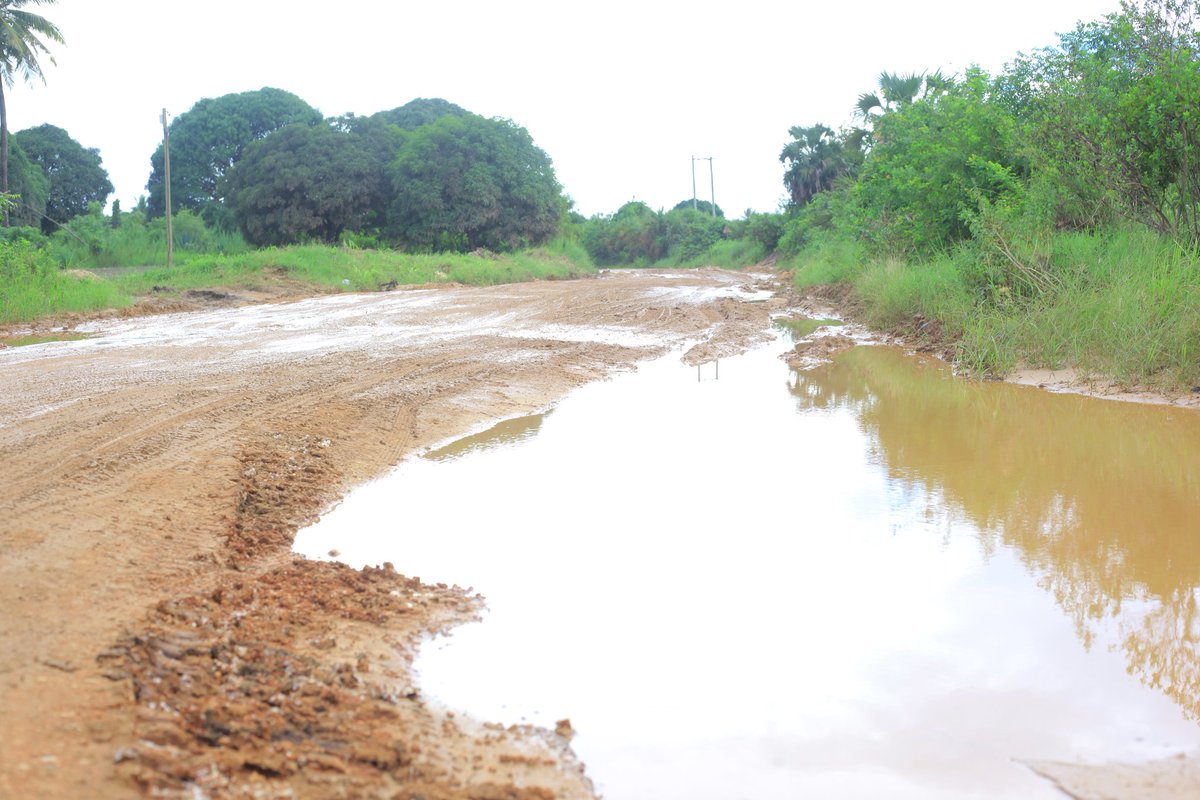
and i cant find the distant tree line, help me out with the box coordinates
[145,91,567,252]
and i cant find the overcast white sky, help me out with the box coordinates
[8,0,1116,219]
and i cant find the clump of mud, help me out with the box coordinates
[103,559,497,799]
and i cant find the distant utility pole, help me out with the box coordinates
[161,109,174,268]
[691,156,716,217]
[691,156,698,211]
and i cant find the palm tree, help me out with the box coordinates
[0,0,63,199]
[855,70,950,119]
[779,124,864,207]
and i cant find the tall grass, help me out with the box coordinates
[784,225,1200,391]
[50,210,249,269]
[669,238,766,268]
[1,242,130,324]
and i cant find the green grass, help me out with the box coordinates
[0,243,132,324]
[782,235,867,286]
[1,240,596,326]
[669,238,766,268]
[782,225,1200,391]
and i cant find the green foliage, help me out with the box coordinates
[50,205,247,269]
[850,69,1026,254]
[0,224,46,246]
[660,208,727,264]
[671,198,723,217]
[146,87,322,216]
[743,212,785,252]
[371,98,469,130]
[782,229,866,287]
[5,140,48,228]
[0,239,128,324]
[780,125,864,207]
[0,0,65,198]
[1004,0,1200,242]
[387,115,566,252]
[580,201,667,266]
[855,70,952,120]
[224,122,386,246]
[14,123,113,232]
[110,244,593,297]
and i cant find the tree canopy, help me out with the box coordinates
[146,87,322,217]
[671,198,724,218]
[780,125,864,208]
[387,115,565,251]
[14,123,112,232]
[371,97,469,131]
[224,122,385,247]
[5,139,47,227]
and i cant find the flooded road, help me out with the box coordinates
[296,338,1200,798]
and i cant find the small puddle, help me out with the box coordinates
[774,316,844,339]
[295,339,1200,799]
[1,332,93,347]
[422,411,551,462]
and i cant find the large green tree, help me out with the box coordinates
[0,0,62,206]
[371,97,469,131]
[387,115,565,251]
[223,122,385,246]
[146,87,321,217]
[14,123,111,231]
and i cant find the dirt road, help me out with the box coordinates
[0,269,787,799]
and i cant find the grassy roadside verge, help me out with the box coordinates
[0,238,594,327]
[784,226,1200,393]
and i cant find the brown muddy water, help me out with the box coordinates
[294,337,1200,799]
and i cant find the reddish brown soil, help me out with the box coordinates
[0,269,789,799]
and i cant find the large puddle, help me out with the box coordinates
[295,338,1200,798]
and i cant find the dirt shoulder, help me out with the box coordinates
[0,269,788,799]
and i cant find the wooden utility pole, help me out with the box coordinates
[161,109,174,268]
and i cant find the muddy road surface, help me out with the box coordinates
[0,269,787,799]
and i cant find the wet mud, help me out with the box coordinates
[0,269,784,799]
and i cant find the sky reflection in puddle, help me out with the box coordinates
[295,340,1200,799]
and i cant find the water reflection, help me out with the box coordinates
[424,412,550,462]
[791,346,1200,718]
[296,340,1200,798]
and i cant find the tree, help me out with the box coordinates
[779,124,864,207]
[671,198,724,218]
[581,202,669,266]
[223,122,384,246]
[4,137,46,227]
[14,123,112,232]
[0,0,63,209]
[387,115,566,251]
[146,87,321,217]
[1004,0,1200,241]
[849,69,1026,253]
[855,70,951,119]
[371,97,469,131]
